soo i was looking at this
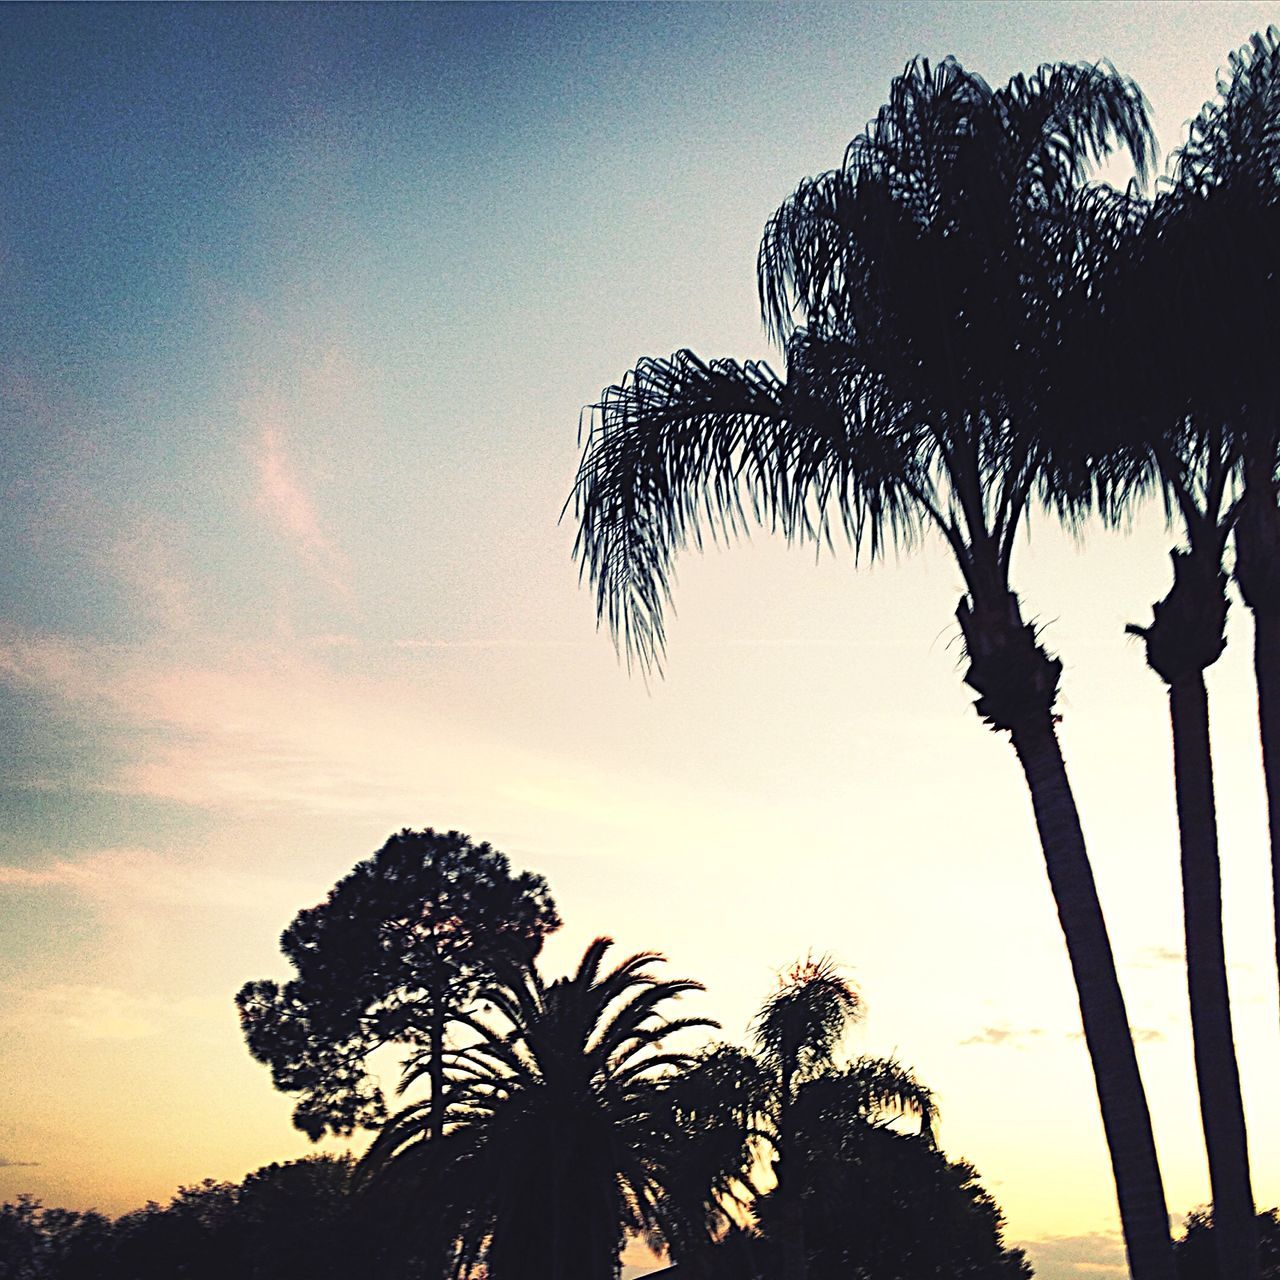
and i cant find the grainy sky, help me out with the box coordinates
[2,4,1279,1277]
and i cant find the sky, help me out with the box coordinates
[2,3,1279,1277]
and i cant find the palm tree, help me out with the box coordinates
[359,937,716,1280]
[1092,188,1258,1277]
[1168,27,1280,1028]
[753,957,932,1280]
[571,57,1176,1280]
[1120,427,1258,1280]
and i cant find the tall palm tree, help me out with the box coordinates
[1169,27,1280,1026]
[1121,426,1257,1280]
[571,57,1177,1280]
[359,937,716,1280]
[1091,186,1259,1277]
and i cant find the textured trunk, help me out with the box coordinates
[1130,545,1257,1278]
[1234,456,1280,1023]
[1256,612,1280,1025]
[959,587,1174,1280]
[430,1003,445,1142]
[1168,674,1258,1280]
[776,1060,805,1280]
[1010,715,1176,1280]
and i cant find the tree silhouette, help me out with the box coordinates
[1176,1207,1280,1280]
[237,828,560,1143]
[571,54,1173,1280]
[359,936,716,1280]
[755,1124,1033,1280]
[1088,183,1259,1280]
[0,1157,373,1280]
[1171,29,1280,1037]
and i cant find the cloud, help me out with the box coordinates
[0,848,309,916]
[0,985,216,1043]
[1131,945,1184,968]
[240,340,363,601]
[1067,1026,1164,1043]
[0,627,532,819]
[0,1156,40,1168]
[961,1024,1045,1048]
[251,411,351,596]
[1015,1230,1127,1278]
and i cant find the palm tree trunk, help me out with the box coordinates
[959,587,1175,1280]
[776,1058,806,1280]
[1009,714,1176,1280]
[1254,611,1280,1025]
[1129,546,1257,1280]
[1234,459,1280,1024]
[1167,673,1259,1280]
[430,1003,445,1142]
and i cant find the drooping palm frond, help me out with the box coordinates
[795,1055,937,1146]
[993,59,1154,203]
[1175,27,1280,197]
[575,56,1158,675]
[570,350,791,672]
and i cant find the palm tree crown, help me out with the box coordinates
[360,937,715,1280]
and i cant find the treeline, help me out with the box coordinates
[0,1156,373,1280]
[3,1163,1278,1280]
[5,829,1280,1278]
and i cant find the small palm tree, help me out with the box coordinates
[753,957,932,1280]
[359,937,716,1280]
[572,56,1174,1280]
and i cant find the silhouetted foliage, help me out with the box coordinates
[755,1125,1033,1280]
[237,828,560,1140]
[359,936,717,1280]
[571,50,1175,1280]
[1175,1208,1280,1279]
[0,1157,370,1280]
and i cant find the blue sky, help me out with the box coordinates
[3,5,1280,1277]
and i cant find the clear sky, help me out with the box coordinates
[2,4,1279,1278]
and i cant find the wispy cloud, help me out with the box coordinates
[250,402,351,597]
[0,627,536,819]
[1067,1026,1164,1043]
[1015,1230,1127,1277]
[105,517,196,632]
[1,984,219,1043]
[0,848,308,915]
[960,1024,1045,1048]
[0,1156,40,1168]
[239,339,365,602]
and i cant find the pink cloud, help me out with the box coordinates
[250,401,351,597]
[0,847,304,914]
[239,338,366,602]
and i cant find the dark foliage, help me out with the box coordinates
[1175,1208,1280,1279]
[236,828,560,1139]
[0,1157,373,1280]
[360,937,717,1280]
[755,1125,1033,1280]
